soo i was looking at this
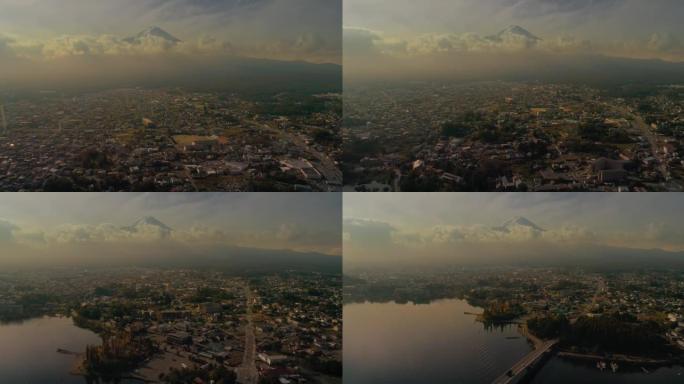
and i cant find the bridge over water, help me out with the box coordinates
[491,325,558,384]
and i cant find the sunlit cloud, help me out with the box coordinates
[0,194,342,263]
[343,194,684,268]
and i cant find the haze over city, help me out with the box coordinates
[344,193,684,268]
[344,0,684,81]
[0,0,341,89]
[0,193,342,267]
[0,192,343,383]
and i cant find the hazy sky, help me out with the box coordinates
[344,0,684,80]
[0,0,341,89]
[0,193,342,266]
[344,193,684,268]
[0,0,341,62]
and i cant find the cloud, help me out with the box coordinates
[647,32,683,53]
[501,0,624,18]
[343,218,396,247]
[252,32,340,62]
[276,223,304,241]
[344,28,684,81]
[0,219,47,246]
[9,33,233,60]
[0,219,18,242]
[51,223,168,243]
[2,217,339,257]
[345,26,599,58]
[641,222,684,246]
[0,0,340,64]
[345,217,620,251]
[0,31,341,65]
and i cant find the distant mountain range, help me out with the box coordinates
[118,217,340,274]
[1,216,341,274]
[348,216,684,272]
[491,217,684,270]
[13,26,341,94]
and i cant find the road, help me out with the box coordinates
[627,109,669,179]
[613,106,683,191]
[491,338,558,384]
[586,276,606,313]
[236,284,258,384]
[249,119,342,189]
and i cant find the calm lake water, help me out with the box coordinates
[344,299,532,384]
[344,299,684,384]
[0,316,101,383]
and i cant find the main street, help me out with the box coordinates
[236,284,258,384]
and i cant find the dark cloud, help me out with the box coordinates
[343,27,383,56]
[0,219,18,242]
[501,0,624,17]
[344,218,395,247]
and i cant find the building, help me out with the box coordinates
[167,332,193,345]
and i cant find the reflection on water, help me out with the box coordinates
[344,299,532,384]
[531,356,684,384]
[0,316,101,383]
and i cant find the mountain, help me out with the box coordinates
[514,244,684,271]
[124,26,181,45]
[486,25,541,44]
[122,216,173,238]
[494,216,545,233]
[158,245,342,275]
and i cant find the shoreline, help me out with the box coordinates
[556,350,677,366]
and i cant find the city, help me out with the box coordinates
[343,193,684,383]
[0,0,342,192]
[0,87,341,192]
[0,193,342,384]
[0,268,342,384]
[343,0,684,192]
[343,81,684,192]
[346,267,684,361]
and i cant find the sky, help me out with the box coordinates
[0,0,341,62]
[344,0,684,80]
[0,193,342,267]
[344,193,684,268]
[0,0,341,89]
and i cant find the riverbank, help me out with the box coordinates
[557,351,677,366]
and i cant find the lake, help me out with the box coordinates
[344,299,532,383]
[0,316,101,383]
[344,299,684,384]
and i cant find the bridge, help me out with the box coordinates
[491,327,558,384]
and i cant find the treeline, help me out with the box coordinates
[528,312,674,355]
[161,364,236,384]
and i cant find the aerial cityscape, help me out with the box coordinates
[0,0,342,191]
[344,193,684,383]
[343,0,684,191]
[0,193,342,384]
[4,0,684,383]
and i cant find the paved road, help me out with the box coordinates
[628,110,669,178]
[249,119,342,189]
[236,284,258,384]
[491,335,558,384]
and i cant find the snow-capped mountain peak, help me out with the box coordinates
[123,216,173,236]
[124,26,181,44]
[485,25,541,45]
[494,216,545,233]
